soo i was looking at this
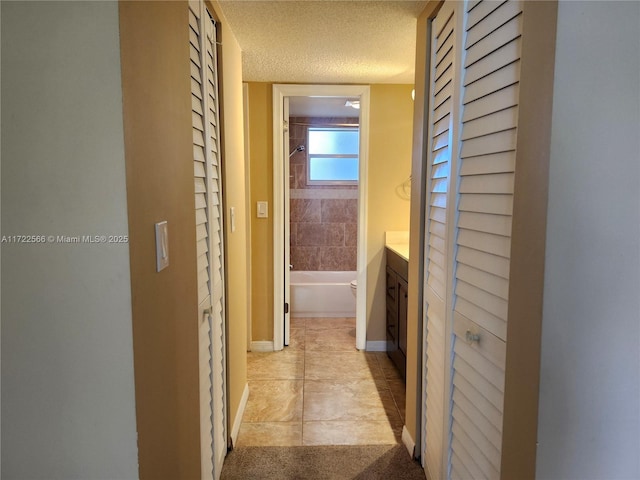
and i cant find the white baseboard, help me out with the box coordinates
[230,383,249,447]
[250,341,274,352]
[402,425,416,458]
[365,340,387,352]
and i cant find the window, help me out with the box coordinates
[307,127,359,185]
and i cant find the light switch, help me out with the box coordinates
[155,221,169,272]
[257,201,268,218]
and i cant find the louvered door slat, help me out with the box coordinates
[453,388,502,450]
[433,115,451,137]
[463,62,520,105]
[460,129,517,159]
[465,12,522,67]
[460,105,517,140]
[454,342,505,400]
[455,297,507,341]
[451,437,486,480]
[452,421,500,479]
[459,193,513,215]
[465,0,522,48]
[456,263,509,300]
[462,84,519,122]
[456,245,510,279]
[464,37,521,86]
[451,453,474,480]
[453,371,503,432]
[453,411,501,472]
[456,280,508,321]
[466,0,506,30]
[459,172,514,194]
[459,151,514,175]
[454,311,507,368]
[458,229,511,258]
[458,211,512,236]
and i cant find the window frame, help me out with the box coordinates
[306,126,359,186]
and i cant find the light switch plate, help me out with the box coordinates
[155,221,169,272]
[257,201,268,218]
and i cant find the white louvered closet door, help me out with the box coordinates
[422,3,459,479]
[189,1,227,479]
[449,1,522,478]
[203,9,228,480]
[421,1,525,479]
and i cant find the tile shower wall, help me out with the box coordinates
[289,116,359,271]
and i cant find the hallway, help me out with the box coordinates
[236,317,407,446]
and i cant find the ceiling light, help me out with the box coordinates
[345,100,360,109]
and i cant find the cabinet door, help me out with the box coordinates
[398,278,408,358]
[386,266,398,351]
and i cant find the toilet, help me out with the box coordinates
[350,279,357,297]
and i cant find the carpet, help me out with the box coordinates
[220,444,426,480]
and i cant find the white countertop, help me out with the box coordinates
[386,243,409,262]
[385,231,409,262]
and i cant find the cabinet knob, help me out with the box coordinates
[465,330,480,344]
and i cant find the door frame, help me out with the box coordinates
[272,84,370,351]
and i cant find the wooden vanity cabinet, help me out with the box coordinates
[385,248,408,380]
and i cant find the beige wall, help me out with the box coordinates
[208,0,249,441]
[247,83,275,341]
[366,84,414,341]
[119,2,201,478]
[246,83,413,343]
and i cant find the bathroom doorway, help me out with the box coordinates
[272,84,370,351]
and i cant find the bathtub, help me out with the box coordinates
[290,271,357,318]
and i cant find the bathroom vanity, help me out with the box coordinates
[385,243,409,381]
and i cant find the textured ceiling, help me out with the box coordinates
[217,1,428,84]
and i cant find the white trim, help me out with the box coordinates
[243,82,252,352]
[273,87,285,351]
[230,383,249,448]
[402,425,416,459]
[272,84,370,352]
[365,341,387,352]
[250,341,274,352]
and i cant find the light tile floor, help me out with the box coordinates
[237,317,407,447]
